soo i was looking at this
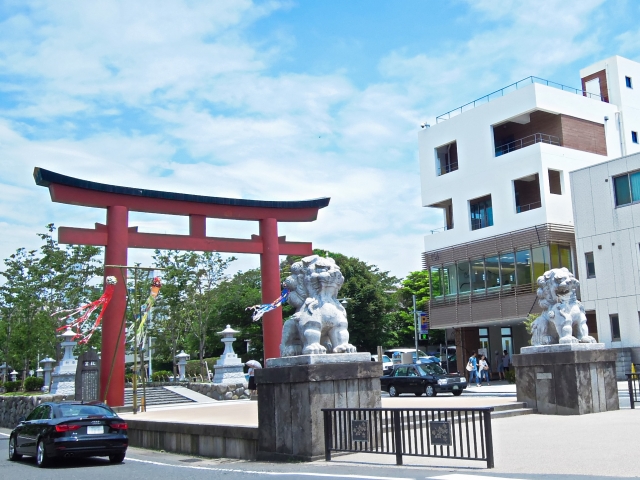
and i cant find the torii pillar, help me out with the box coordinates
[34,167,329,406]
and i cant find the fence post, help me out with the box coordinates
[483,410,494,469]
[392,410,403,465]
[323,410,332,461]
[628,375,635,410]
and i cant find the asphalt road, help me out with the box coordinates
[0,431,636,480]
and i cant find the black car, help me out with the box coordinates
[380,363,467,397]
[8,401,128,467]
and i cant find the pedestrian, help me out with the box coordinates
[502,349,511,373]
[478,354,490,385]
[466,351,480,387]
[495,350,504,380]
[247,365,257,394]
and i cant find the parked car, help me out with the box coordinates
[380,363,467,397]
[371,354,393,375]
[8,401,128,467]
[385,348,440,365]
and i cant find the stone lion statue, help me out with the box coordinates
[280,255,357,356]
[530,268,596,346]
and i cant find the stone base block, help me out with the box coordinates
[512,348,619,415]
[255,360,381,461]
[266,352,370,367]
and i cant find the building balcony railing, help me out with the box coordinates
[495,133,560,156]
[429,225,452,234]
[516,200,542,213]
[437,161,458,176]
[435,76,605,123]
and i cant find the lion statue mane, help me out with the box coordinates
[530,267,596,346]
[280,255,357,356]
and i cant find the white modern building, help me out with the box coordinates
[419,55,640,371]
[571,151,640,375]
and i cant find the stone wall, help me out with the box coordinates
[0,394,69,429]
[186,382,250,401]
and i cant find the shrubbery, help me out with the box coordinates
[504,369,516,384]
[3,381,22,392]
[24,376,44,392]
[151,370,172,382]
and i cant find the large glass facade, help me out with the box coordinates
[429,243,570,299]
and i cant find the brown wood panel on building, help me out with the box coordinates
[581,70,609,103]
[456,327,480,375]
[493,111,563,148]
[560,115,607,156]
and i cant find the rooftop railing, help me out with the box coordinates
[436,76,605,123]
[495,133,560,156]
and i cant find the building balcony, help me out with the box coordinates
[495,133,560,156]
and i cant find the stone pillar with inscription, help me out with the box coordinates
[75,348,101,402]
[256,354,381,462]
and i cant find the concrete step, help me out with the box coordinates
[123,387,194,407]
[491,402,527,412]
[490,402,534,419]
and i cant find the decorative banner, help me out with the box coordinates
[246,289,289,322]
[134,276,162,350]
[53,276,117,345]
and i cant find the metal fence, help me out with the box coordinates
[322,407,494,468]
[627,372,639,409]
[495,133,561,156]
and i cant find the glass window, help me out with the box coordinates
[500,252,516,288]
[470,195,493,230]
[610,314,621,341]
[548,170,562,195]
[430,266,442,297]
[394,367,409,377]
[532,246,550,283]
[614,174,632,206]
[633,131,639,144]
[470,258,486,293]
[26,406,45,421]
[626,76,633,88]
[515,248,532,285]
[550,244,572,271]
[442,264,457,296]
[585,252,596,278]
[501,327,513,356]
[485,255,500,290]
[457,261,471,294]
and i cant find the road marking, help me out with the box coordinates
[126,457,415,479]
[0,433,9,437]
[428,475,525,480]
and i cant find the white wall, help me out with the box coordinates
[571,152,640,348]
[420,82,620,253]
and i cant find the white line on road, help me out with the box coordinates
[428,475,525,480]
[0,432,9,437]
[126,457,415,479]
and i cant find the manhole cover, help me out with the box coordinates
[179,458,202,463]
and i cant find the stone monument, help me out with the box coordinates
[50,326,78,396]
[212,325,247,385]
[75,348,100,402]
[513,268,618,415]
[256,255,380,461]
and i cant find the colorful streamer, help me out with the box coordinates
[246,289,289,322]
[53,276,117,344]
[134,277,162,350]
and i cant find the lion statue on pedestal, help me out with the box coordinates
[280,255,357,356]
[530,267,597,346]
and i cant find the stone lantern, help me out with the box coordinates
[175,351,190,381]
[36,367,44,378]
[10,370,18,382]
[50,326,79,395]
[40,357,56,392]
[212,325,246,385]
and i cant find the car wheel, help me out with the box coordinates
[388,385,398,397]
[414,392,423,397]
[36,440,50,468]
[452,390,463,396]
[425,385,437,397]
[109,453,126,464]
[8,436,22,461]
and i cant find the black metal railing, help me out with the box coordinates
[322,407,494,468]
[436,76,605,122]
[495,133,560,156]
[627,372,639,409]
[516,200,542,213]
[438,161,458,175]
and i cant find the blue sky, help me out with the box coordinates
[1,0,640,279]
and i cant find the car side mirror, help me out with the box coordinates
[18,416,26,423]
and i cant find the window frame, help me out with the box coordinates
[612,171,640,207]
[626,76,633,89]
[632,131,638,144]
[610,314,621,342]
[585,251,596,278]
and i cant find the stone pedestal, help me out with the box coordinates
[256,356,381,462]
[513,345,619,415]
[213,325,246,385]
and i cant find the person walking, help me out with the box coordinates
[495,350,505,380]
[479,354,490,385]
[502,349,511,373]
[466,351,480,387]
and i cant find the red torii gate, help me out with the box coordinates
[34,168,329,406]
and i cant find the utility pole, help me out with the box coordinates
[413,294,419,360]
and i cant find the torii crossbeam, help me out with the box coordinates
[34,167,329,406]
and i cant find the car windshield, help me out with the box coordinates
[381,355,391,363]
[55,404,117,418]
[416,364,446,376]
